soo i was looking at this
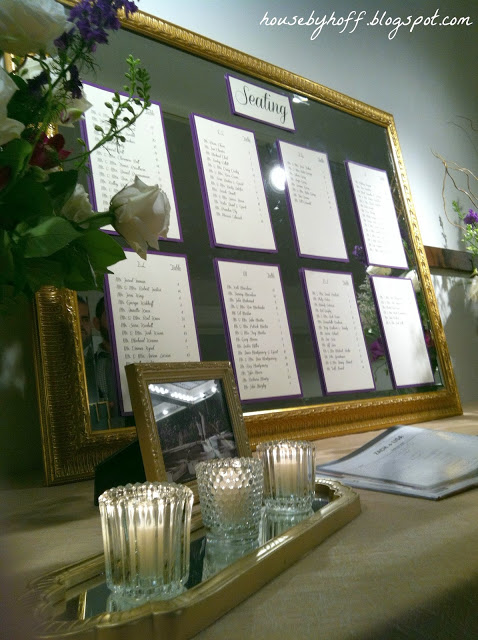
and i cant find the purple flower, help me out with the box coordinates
[54,29,75,51]
[68,0,138,50]
[27,70,49,97]
[352,245,366,265]
[65,64,83,99]
[464,209,478,226]
[370,338,385,361]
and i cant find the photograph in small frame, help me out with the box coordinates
[126,361,252,496]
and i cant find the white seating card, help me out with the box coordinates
[346,161,408,269]
[215,259,301,401]
[278,142,348,261]
[191,114,276,252]
[105,251,200,413]
[81,82,181,240]
[302,269,374,394]
[370,275,434,387]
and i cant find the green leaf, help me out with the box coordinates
[17,216,82,258]
[0,175,53,228]
[54,244,99,291]
[74,230,126,271]
[43,170,78,213]
[0,138,32,177]
[23,257,66,292]
[0,230,15,284]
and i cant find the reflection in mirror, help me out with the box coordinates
[147,379,238,483]
[77,291,134,430]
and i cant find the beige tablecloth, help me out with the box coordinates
[2,405,478,639]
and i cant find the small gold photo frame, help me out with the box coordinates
[125,361,252,501]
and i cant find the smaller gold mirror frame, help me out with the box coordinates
[34,4,461,485]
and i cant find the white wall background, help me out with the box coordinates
[137,0,477,402]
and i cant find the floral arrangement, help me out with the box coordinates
[434,120,478,302]
[0,0,170,305]
[352,244,436,372]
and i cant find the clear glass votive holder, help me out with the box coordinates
[256,440,316,513]
[202,534,259,581]
[260,507,314,544]
[196,457,263,541]
[98,482,194,600]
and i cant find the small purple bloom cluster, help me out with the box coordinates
[370,338,385,361]
[352,244,366,265]
[464,209,478,226]
[66,0,138,51]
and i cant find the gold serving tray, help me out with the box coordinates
[28,479,360,640]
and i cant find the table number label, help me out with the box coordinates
[81,82,181,240]
[106,252,200,413]
[215,259,301,401]
[370,275,434,387]
[346,161,408,269]
[278,142,348,261]
[191,114,276,251]
[302,269,374,394]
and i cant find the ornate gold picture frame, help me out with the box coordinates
[35,3,461,485]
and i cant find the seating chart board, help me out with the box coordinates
[81,82,181,240]
[105,251,200,413]
[215,259,301,402]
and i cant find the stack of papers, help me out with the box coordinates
[316,425,478,499]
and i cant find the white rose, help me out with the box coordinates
[401,270,421,292]
[366,265,392,276]
[0,0,68,57]
[0,68,25,145]
[112,177,170,259]
[61,184,94,224]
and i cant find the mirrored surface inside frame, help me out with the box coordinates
[35,4,461,484]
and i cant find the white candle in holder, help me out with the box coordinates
[99,482,193,599]
[196,458,263,540]
[275,457,298,495]
[257,440,315,513]
[212,467,252,524]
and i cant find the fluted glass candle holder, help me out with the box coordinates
[196,457,263,541]
[98,482,194,600]
[257,440,315,513]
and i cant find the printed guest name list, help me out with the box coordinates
[81,82,181,240]
[191,114,276,251]
[302,269,374,394]
[370,275,434,388]
[278,142,347,261]
[106,251,200,413]
[346,161,408,269]
[215,259,301,402]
